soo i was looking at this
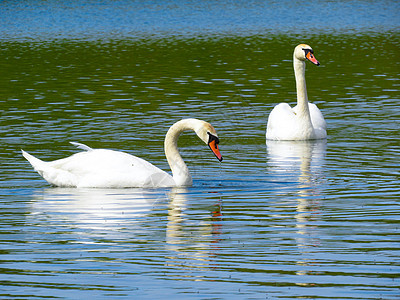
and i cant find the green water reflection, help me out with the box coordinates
[1,32,399,153]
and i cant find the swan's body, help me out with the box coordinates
[22,118,222,188]
[266,44,327,140]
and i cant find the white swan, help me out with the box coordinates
[22,118,223,188]
[266,44,327,140]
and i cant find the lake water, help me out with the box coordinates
[1,0,399,299]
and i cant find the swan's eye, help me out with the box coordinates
[207,132,219,145]
[303,48,314,56]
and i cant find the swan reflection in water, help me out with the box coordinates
[28,186,223,272]
[29,188,170,232]
[165,188,223,272]
[266,140,326,184]
[266,140,326,280]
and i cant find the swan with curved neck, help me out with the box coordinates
[21,118,222,188]
[266,44,327,140]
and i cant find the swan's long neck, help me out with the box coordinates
[164,119,199,186]
[294,57,311,123]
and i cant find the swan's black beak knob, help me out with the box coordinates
[305,49,320,66]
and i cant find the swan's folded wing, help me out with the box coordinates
[308,103,327,131]
[48,149,174,188]
[266,103,297,140]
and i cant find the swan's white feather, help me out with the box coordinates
[294,102,327,139]
[69,142,93,151]
[266,102,326,140]
[306,102,327,136]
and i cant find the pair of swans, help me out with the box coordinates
[22,44,326,188]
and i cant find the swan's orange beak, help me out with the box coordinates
[208,137,223,162]
[209,140,222,162]
[306,51,320,66]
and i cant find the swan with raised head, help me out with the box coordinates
[22,118,223,188]
[266,44,327,140]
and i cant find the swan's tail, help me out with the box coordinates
[21,150,47,175]
[21,150,78,187]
